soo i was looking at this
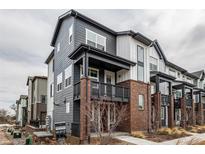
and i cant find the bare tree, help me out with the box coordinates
[10,104,17,114]
[85,99,128,144]
[0,109,7,117]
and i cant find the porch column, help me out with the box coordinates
[168,95,175,128]
[82,52,89,78]
[191,89,196,125]
[154,92,161,130]
[180,97,186,128]
[198,92,203,125]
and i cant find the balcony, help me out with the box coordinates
[161,94,170,106]
[74,81,130,103]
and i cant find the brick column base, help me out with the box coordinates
[192,100,196,125]
[79,77,91,144]
[180,97,186,128]
[153,92,161,130]
[168,95,175,128]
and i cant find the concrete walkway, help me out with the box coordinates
[115,133,205,145]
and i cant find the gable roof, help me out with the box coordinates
[191,70,205,80]
[45,50,54,64]
[51,9,153,47]
[152,40,168,63]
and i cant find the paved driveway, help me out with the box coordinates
[0,129,12,145]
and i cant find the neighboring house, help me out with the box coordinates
[26,76,33,124]
[16,95,28,127]
[26,76,47,128]
[45,50,54,131]
[192,70,205,125]
[46,9,205,142]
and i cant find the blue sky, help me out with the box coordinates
[0,9,205,114]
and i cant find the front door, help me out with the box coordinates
[104,70,115,97]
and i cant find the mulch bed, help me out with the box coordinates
[143,132,190,142]
[90,137,133,145]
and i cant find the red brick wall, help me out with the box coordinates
[118,80,151,132]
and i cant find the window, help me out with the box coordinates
[57,73,63,92]
[161,107,164,120]
[177,72,180,78]
[57,42,60,52]
[69,24,73,44]
[65,65,72,88]
[138,94,144,110]
[86,29,106,51]
[41,95,47,104]
[52,59,55,72]
[137,45,144,82]
[169,69,176,77]
[66,102,70,113]
[80,66,99,81]
[50,83,54,97]
[150,56,158,71]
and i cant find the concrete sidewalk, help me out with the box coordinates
[115,133,205,145]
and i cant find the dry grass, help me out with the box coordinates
[186,125,205,133]
[90,137,132,145]
[131,131,145,139]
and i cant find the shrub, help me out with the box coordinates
[131,131,145,139]
[157,128,172,135]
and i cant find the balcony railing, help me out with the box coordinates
[186,98,193,107]
[73,81,130,102]
[174,98,181,108]
[90,81,129,102]
[161,94,170,106]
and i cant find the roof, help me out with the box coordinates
[51,9,153,47]
[150,71,176,81]
[51,9,116,46]
[191,70,205,80]
[117,30,152,46]
[152,40,168,63]
[26,76,34,86]
[166,61,187,73]
[32,76,47,82]
[69,43,136,67]
[174,80,196,88]
[45,50,54,64]
[20,95,28,100]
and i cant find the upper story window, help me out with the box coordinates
[177,72,181,78]
[57,73,63,92]
[137,45,144,82]
[57,42,60,52]
[69,24,73,44]
[150,56,158,71]
[86,29,106,51]
[65,64,72,88]
[169,68,176,77]
[66,102,70,113]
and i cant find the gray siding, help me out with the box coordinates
[54,16,75,133]
[74,18,116,55]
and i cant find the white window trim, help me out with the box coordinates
[150,56,158,71]
[66,102,70,113]
[57,73,63,92]
[64,65,72,89]
[80,65,99,81]
[85,29,106,51]
[69,24,73,44]
[138,94,145,110]
[57,42,60,53]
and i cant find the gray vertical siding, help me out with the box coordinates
[74,18,116,55]
[53,16,75,133]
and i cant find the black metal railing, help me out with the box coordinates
[174,98,181,108]
[186,98,192,107]
[195,103,199,111]
[161,94,170,106]
[71,122,80,137]
[74,81,80,100]
[91,81,129,102]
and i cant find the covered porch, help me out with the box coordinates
[150,71,176,130]
[172,81,196,128]
[69,44,135,142]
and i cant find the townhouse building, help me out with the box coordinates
[16,95,28,127]
[45,9,205,142]
[45,50,54,131]
[26,76,48,127]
